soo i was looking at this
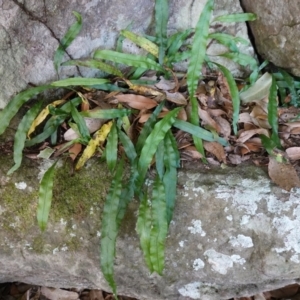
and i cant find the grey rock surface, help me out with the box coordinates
[0,0,254,108]
[241,0,300,76]
[0,155,300,300]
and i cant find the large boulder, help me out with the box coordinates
[0,154,300,300]
[241,0,300,76]
[0,0,254,108]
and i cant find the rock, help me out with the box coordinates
[241,0,300,76]
[0,155,300,300]
[0,0,254,108]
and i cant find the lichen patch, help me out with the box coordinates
[14,182,27,190]
[229,235,253,248]
[178,282,201,299]
[193,258,205,270]
[204,249,245,275]
[188,219,206,236]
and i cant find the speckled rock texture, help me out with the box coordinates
[1,155,300,300]
[241,0,300,76]
[0,0,254,108]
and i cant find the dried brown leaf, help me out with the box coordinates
[268,155,300,191]
[286,147,300,161]
[165,91,187,105]
[89,290,105,300]
[285,121,300,128]
[181,145,203,159]
[268,284,299,299]
[40,287,79,300]
[239,112,253,124]
[250,106,271,129]
[204,141,226,163]
[228,154,242,165]
[207,108,227,117]
[237,128,269,144]
[114,94,157,110]
[177,108,187,121]
[69,143,82,161]
[215,116,231,139]
[155,76,176,90]
[217,72,231,99]
[198,107,221,132]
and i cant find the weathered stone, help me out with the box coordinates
[241,0,300,76]
[0,0,254,108]
[1,155,300,300]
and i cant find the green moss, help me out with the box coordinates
[0,155,114,254]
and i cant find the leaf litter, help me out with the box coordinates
[17,70,300,192]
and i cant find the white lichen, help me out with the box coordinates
[188,220,206,236]
[226,215,233,221]
[215,177,270,215]
[14,182,27,190]
[193,258,205,270]
[204,249,245,275]
[229,235,253,248]
[178,282,201,299]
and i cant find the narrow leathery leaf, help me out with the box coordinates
[136,101,165,154]
[37,147,56,159]
[208,33,248,52]
[167,29,194,58]
[116,22,133,52]
[187,0,214,101]
[155,0,168,64]
[94,50,164,72]
[155,140,165,179]
[121,30,159,58]
[268,75,281,147]
[28,99,66,137]
[26,98,81,147]
[37,160,58,231]
[214,63,239,135]
[173,120,229,146]
[249,60,269,85]
[118,129,137,163]
[71,103,90,142]
[0,85,52,135]
[75,121,113,170]
[150,175,167,274]
[91,84,127,92]
[219,52,257,71]
[144,34,158,42]
[62,59,123,77]
[138,108,180,187]
[279,69,298,106]
[260,135,277,155]
[136,192,153,271]
[51,77,109,87]
[193,136,205,159]
[163,131,179,225]
[106,121,118,172]
[81,108,131,119]
[168,50,191,64]
[213,13,256,23]
[54,11,82,72]
[130,67,147,80]
[100,158,124,297]
[25,116,65,147]
[7,101,43,175]
[166,128,180,166]
[117,161,139,227]
[187,0,214,158]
